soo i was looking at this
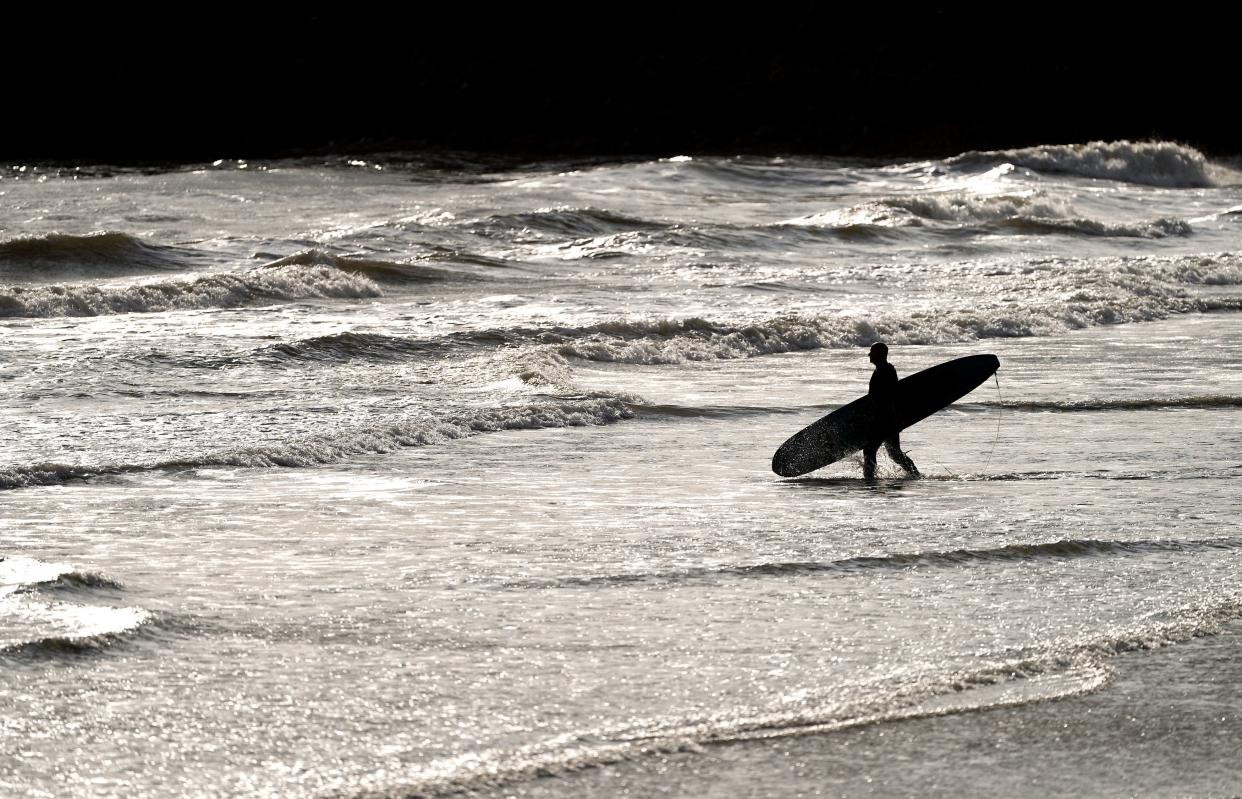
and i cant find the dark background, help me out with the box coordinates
[3,5,1235,164]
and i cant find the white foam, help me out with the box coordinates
[203,397,633,468]
[0,594,151,651]
[0,397,634,489]
[0,264,382,317]
[946,140,1216,188]
[548,255,1242,365]
[0,556,74,595]
[0,556,147,654]
[787,192,1071,228]
[786,192,1191,238]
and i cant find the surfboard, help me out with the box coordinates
[771,354,1000,477]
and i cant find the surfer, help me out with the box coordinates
[864,342,920,480]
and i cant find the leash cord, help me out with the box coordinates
[980,373,1003,475]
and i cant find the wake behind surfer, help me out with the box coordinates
[864,342,920,481]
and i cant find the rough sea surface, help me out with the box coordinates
[2,140,1241,797]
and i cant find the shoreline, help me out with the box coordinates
[502,621,1242,798]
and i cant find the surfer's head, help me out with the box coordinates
[869,342,888,365]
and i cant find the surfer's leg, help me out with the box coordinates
[863,442,879,481]
[885,434,920,477]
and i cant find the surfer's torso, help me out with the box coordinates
[869,362,898,401]
[869,361,901,437]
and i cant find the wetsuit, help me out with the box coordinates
[865,362,919,479]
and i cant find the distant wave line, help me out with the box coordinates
[0,397,633,491]
[496,536,1242,590]
[972,395,1242,412]
[0,264,382,318]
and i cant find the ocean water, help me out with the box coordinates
[2,140,1241,798]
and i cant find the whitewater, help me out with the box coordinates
[2,140,1241,797]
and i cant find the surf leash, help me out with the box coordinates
[930,455,958,480]
[980,373,1003,475]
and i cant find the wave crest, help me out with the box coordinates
[545,255,1242,364]
[0,231,192,278]
[945,140,1215,187]
[0,605,154,663]
[159,254,1242,372]
[787,193,1193,239]
[262,249,469,282]
[0,264,382,317]
[1,556,125,596]
[996,215,1192,238]
[0,397,633,490]
[467,207,666,241]
[1,556,150,664]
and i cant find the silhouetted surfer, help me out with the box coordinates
[865,342,920,481]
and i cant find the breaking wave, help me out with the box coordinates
[0,397,632,490]
[0,264,382,317]
[541,255,1242,364]
[465,207,667,241]
[542,204,1194,262]
[0,231,194,279]
[945,140,1216,188]
[995,216,1192,238]
[147,254,1242,372]
[0,605,155,663]
[249,328,520,364]
[1,556,151,664]
[262,249,474,282]
[254,331,457,363]
[786,193,1194,239]
[1,556,122,595]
